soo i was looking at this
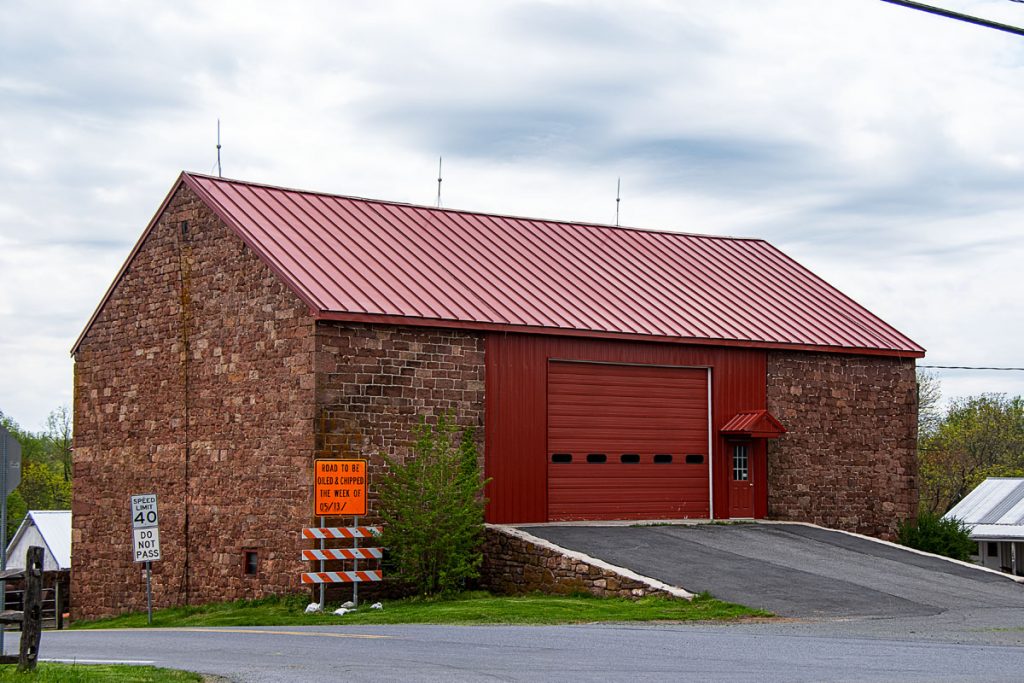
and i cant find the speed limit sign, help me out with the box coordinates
[130,494,161,562]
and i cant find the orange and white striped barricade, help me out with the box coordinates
[301,526,383,606]
[301,570,383,584]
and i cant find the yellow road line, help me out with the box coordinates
[61,627,390,640]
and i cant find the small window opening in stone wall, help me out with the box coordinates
[243,549,259,576]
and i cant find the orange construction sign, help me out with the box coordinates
[313,459,367,517]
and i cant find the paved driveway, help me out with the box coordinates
[521,523,1024,620]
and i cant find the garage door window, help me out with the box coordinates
[733,444,749,481]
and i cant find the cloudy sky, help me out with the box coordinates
[2,0,1023,431]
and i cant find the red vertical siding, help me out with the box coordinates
[485,333,767,523]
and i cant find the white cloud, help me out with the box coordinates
[1,0,1023,428]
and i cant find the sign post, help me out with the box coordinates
[130,494,161,625]
[0,426,22,655]
[312,460,368,607]
[318,513,325,608]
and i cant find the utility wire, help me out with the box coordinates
[919,365,1024,371]
[879,0,1024,37]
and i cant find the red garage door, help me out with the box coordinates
[547,361,710,521]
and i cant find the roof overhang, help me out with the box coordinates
[720,409,787,439]
[315,311,926,359]
[965,523,1024,541]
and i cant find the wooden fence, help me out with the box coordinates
[0,546,43,671]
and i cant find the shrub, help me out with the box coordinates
[378,414,488,596]
[897,512,975,562]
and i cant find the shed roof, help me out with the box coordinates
[74,172,925,357]
[945,478,1024,540]
[720,410,787,439]
[5,510,72,571]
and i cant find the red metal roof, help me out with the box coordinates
[720,410,787,439]
[74,172,926,357]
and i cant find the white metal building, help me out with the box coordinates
[6,510,72,573]
[945,478,1024,576]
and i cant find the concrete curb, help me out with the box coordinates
[755,519,1024,584]
[488,524,696,600]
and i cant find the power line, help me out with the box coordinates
[879,0,1024,37]
[920,365,1024,371]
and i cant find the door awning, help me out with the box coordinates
[720,410,787,439]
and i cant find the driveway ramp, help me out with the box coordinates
[520,522,1024,618]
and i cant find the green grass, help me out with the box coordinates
[0,663,200,682]
[72,591,767,629]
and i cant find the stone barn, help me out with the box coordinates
[72,172,923,618]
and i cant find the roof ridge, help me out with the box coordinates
[182,171,765,243]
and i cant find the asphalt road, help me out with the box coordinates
[523,523,1024,623]
[25,523,1024,681]
[28,622,1024,683]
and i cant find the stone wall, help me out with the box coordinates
[766,352,918,539]
[314,322,485,520]
[72,184,488,619]
[73,185,317,619]
[479,526,690,600]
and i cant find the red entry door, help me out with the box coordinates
[729,443,755,518]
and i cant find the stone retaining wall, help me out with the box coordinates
[479,526,690,600]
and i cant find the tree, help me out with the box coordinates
[918,394,1024,514]
[916,370,942,440]
[897,512,976,562]
[43,406,72,482]
[377,414,488,596]
[0,412,47,463]
[0,409,74,537]
[16,461,71,512]
[4,491,27,540]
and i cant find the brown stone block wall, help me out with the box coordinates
[313,322,485,521]
[73,185,316,620]
[479,526,681,599]
[766,352,918,539]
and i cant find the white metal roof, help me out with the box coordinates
[945,478,1024,541]
[5,510,72,571]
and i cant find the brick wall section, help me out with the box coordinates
[479,527,681,599]
[766,352,918,539]
[73,185,317,620]
[313,322,485,519]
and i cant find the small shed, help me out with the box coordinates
[945,478,1024,576]
[6,510,72,572]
